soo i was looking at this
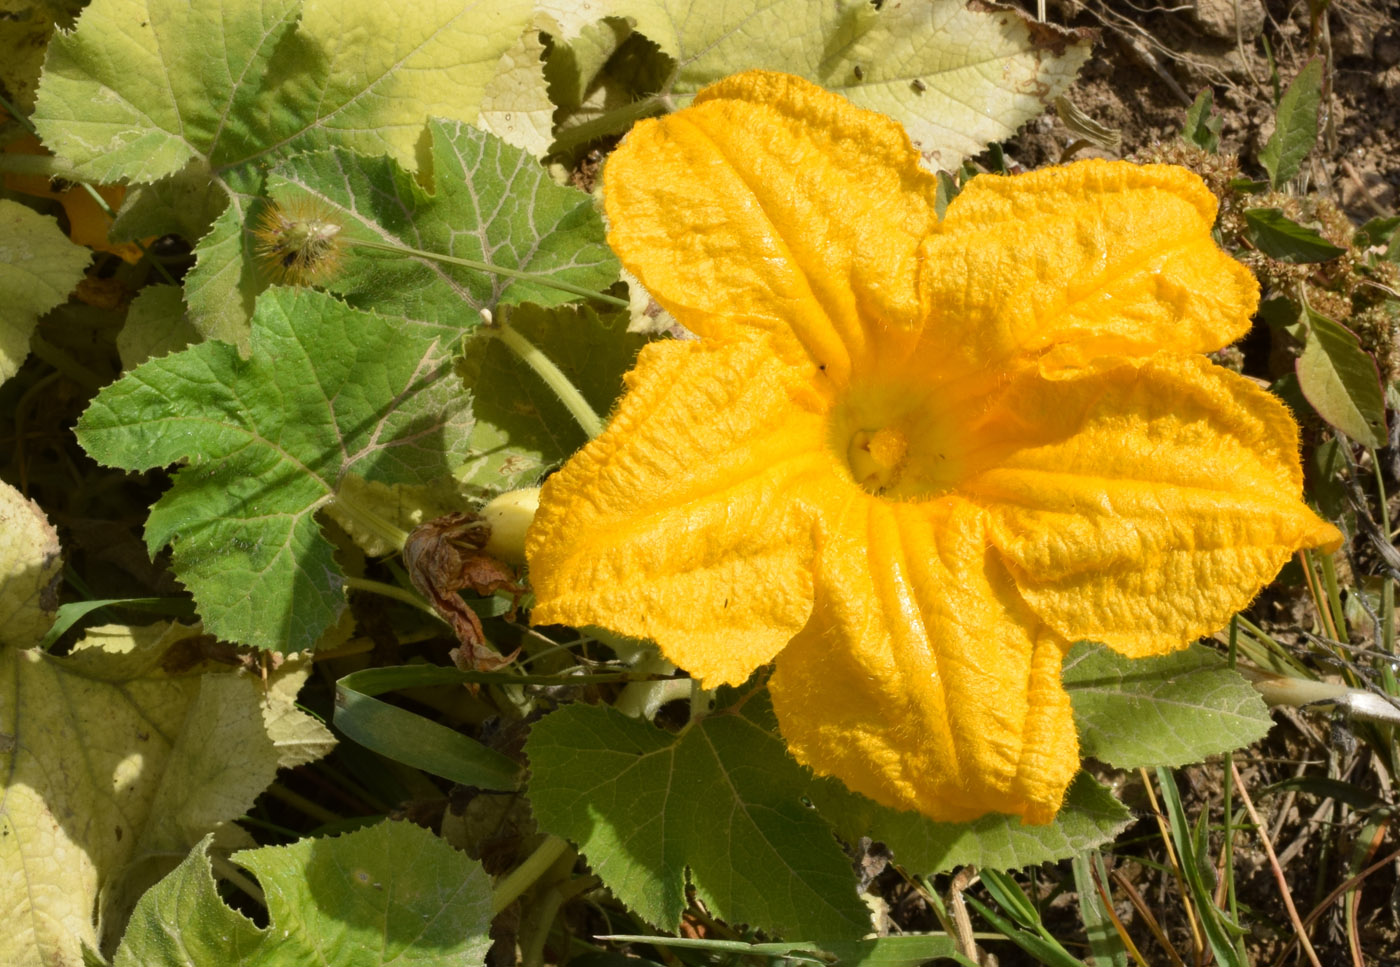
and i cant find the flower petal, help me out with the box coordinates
[602,70,940,383]
[769,497,1079,824]
[965,354,1343,656]
[526,336,835,686]
[918,160,1259,374]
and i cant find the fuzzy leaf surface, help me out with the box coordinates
[0,622,333,967]
[611,0,1090,166]
[75,287,473,651]
[1297,308,1389,448]
[526,698,870,940]
[33,0,533,339]
[0,199,91,383]
[113,822,492,966]
[263,119,619,342]
[1062,641,1272,768]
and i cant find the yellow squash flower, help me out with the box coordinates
[525,71,1341,824]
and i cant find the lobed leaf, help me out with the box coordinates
[113,822,492,966]
[75,287,475,651]
[526,698,871,940]
[1062,641,1273,769]
[0,622,333,966]
[606,0,1090,167]
[33,0,535,338]
[263,120,619,341]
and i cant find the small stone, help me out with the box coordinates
[1190,0,1265,41]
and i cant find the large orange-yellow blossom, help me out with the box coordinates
[525,71,1341,824]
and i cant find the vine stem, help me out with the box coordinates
[343,237,629,309]
[493,310,605,439]
[492,834,572,914]
[341,576,438,618]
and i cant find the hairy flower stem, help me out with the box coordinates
[492,833,572,915]
[493,312,605,438]
[341,576,438,619]
[548,93,668,156]
[342,237,630,309]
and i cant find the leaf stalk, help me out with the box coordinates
[492,311,606,439]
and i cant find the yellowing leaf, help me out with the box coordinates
[0,198,90,384]
[478,30,556,157]
[0,622,334,966]
[0,480,61,648]
[609,0,1090,166]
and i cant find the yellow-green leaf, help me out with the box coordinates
[610,0,1090,167]
[0,622,334,966]
[0,199,90,383]
[0,479,61,649]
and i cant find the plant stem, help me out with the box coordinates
[549,93,669,155]
[492,834,572,914]
[264,781,343,826]
[494,313,605,439]
[1222,618,1239,923]
[341,576,437,618]
[326,493,410,551]
[212,853,267,907]
[29,334,106,391]
[343,237,629,309]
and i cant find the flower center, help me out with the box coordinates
[847,427,909,491]
[832,379,969,500]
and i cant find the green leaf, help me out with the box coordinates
[1155,769,1248,967]
[114,822,493,966]
[0,199,91,383]
[115,284,198,369]
[263,120,620,340]
[1243,208,1346,263]
[1182,88,1222,153]
[1062,642,1272,769]
[1356,215,1400,249]
[2,622,333,967]
[810,772,1131,876]
[334,666,522,790]
[1259,57,1323,189]
[33,0,534,338]
[456,302,648,493]
[525,699,870,940]
[609,0,1090,168]
[75,287,475,651]
[1296,307,1389,448]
